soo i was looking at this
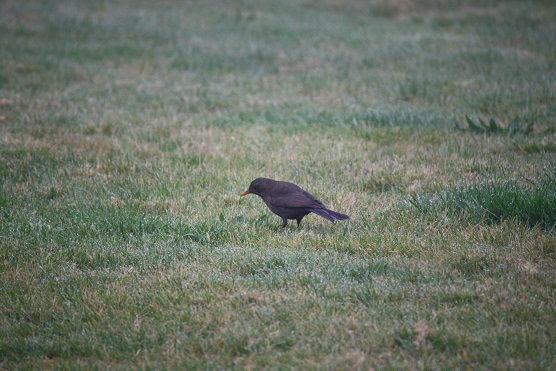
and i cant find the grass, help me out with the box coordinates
[407,170,556,230]
[1,0,555,369]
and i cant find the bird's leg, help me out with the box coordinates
[281,218,288,228]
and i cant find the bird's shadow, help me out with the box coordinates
[281,219,351,236]
[239,213,351,236]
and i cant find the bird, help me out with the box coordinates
[240,177,350,228]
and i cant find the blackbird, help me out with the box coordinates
[240,177,350,228]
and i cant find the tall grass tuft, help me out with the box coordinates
[407,170,556,230]
[457,115,534,135]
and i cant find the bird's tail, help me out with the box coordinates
[310,208,350,223]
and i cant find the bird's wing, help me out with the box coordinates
[269,191,324,208]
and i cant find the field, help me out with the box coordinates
[1,0,555,369]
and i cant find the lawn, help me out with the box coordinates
[1,0,555,369]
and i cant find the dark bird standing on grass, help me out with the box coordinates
[241,178,350,228]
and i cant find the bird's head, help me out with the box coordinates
[240,178,270,197]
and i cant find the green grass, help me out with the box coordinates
[1,0,555,369]
[407,170,556,230]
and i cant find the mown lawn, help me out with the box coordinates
[1,0,555,369]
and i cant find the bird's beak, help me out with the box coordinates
[240,190,250,197]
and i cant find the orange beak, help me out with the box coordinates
[240,190,250,197]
